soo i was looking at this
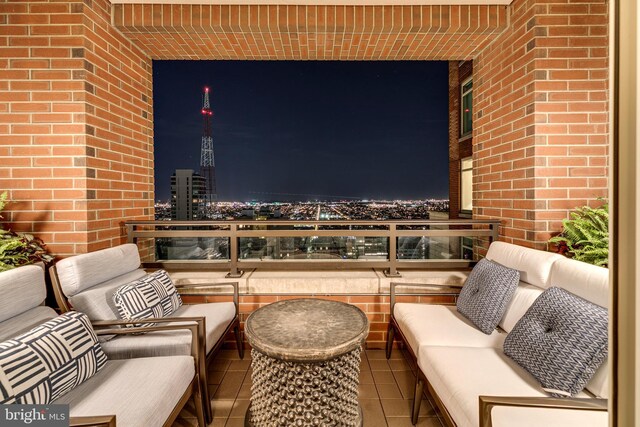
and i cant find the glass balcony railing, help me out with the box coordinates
[125,219,500,277]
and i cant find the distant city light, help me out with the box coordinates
[154,199,450,221]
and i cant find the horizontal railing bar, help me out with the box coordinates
[395,229,495,237]
[237,261,475,269]
[130,230,496,238]
[131,230,231,238]
[236,230,390,237]
[141,260,476,271]
[126,219,501,227]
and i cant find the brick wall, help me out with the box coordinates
[473,0,608,249]
[82,0,154,253]
[448,60,473,219]
[0,0,153,257]
[448,62,461,218]
[0,1,87,256]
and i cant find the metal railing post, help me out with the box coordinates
[490,221,499,243]
[385,223,401,277]
[126,224,134,244]
[226,223,244,278]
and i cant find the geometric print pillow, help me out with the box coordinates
[456,258,520,334]
[503,287,608,397]
[0,311,107,404]
[112,269,183,328]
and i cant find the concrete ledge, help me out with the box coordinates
[377,269,469,294]
[170,269,469,295]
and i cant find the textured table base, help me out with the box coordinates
[246,347,363,426]
[245,405,363,427]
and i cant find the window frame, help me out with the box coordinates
[460,77,473,137]
[460,156,473,213]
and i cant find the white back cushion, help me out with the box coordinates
[486,242,563,333]
[69,269,147,321]
[549,256,609,398]
[0,264,46,323]
[56,244,141,297]
[548,257,609,308]
[486,241,563,288]
[499,283,544,333]
[587,362,608,399]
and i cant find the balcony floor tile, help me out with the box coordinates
[173,347,445,426]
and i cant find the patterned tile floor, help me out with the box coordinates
[173,347,445,427]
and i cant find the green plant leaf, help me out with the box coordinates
[548,201,609,267]
[0,193,53,269]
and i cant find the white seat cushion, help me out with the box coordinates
[174,302,236,353]
[394,304,506,356]
[491,406,607,427]
[55,356,194,427]
[417,346,598,427]
[101,302,236,359]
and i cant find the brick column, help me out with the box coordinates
[473,0,608,249]
[448,61,461,218]
[0,0,153,257]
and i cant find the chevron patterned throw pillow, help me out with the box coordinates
[113,269,183,328]
[456,258,520,334]
[0,311,107,404]
[503,287,608,397]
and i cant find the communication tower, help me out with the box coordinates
[200,86,216,214]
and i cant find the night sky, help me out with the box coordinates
[153,61,449,202]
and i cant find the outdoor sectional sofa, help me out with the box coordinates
[386,241,609,427]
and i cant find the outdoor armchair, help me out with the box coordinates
[0,263,205,427]
[61,318,206,427]
[49,243,243,423]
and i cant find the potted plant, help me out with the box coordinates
[549,201,609,267]
[0,192,53,272]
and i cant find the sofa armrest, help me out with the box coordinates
[174,281,240,316]
[390,282,462,316]
[70,415,116,427]
[479,395,608,427]
[92,318,203,363]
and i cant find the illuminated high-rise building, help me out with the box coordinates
[171,169,206,220]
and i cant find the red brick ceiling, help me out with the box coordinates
[112,4,509,60]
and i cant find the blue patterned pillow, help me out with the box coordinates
[456,258,520,334]
[0,311,107,404]
[113,269,183,328]
[503,287,608,397]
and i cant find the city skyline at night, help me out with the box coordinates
[153,61,449,202]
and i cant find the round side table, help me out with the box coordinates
[244,298,369,427]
